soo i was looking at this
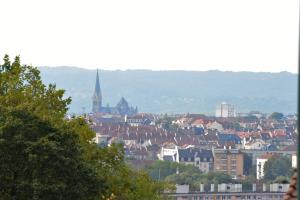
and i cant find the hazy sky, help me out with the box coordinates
[0,0,299,73]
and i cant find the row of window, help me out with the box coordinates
[180,157,213,162]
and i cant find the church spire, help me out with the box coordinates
[92,69,102,113]
[94,69,101,95]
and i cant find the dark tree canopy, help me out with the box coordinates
[269,112,284,120]
[145,161,237,192]
[0,110,101,200]
[243,153,253,176]
[145,160,201,181]
[0,55,167,200]
[263,156,292,181]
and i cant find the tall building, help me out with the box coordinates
[256,153,276,180]
[92,70,102,113]
[215,102,235,118]
[91,70,138,116]
[256,157,268,180]
[213,147,244,179]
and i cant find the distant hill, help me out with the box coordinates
[38,67,297,115]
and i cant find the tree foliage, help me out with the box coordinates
[0,110,101,200]
[263,156,292,181]
[269,112,284,120]
[0,55,70,124]
[145,161,237,192]
[243,153,253,176]
[0,55,167,200]
[145,160,200,181]
[155,115,178,130]
[273,176,290,184]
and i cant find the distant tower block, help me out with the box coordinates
[216,102,235,118]
[92,69,102,113]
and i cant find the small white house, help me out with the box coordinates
[244,139,266,150]
[206,121,224,132]
[256,158,268,180]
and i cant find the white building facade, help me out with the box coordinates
[216,102,235,118]
[292,154,297,168]
[256,158,268,180]
[158,143,179,162]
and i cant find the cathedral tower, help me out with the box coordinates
[92,70,102,113]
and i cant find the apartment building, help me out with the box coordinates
[213,147,244,179]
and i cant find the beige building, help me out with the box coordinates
[213,147,244,179]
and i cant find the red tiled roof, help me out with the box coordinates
[271,129,287,137]
[191,119,205,125]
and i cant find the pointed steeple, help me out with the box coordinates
[94,69,101,95]
[92,69,102,113]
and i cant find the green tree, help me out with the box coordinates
[145,161,236,192]
[0,55,71,124]
[239,176,256,192]
[155,115,178,130]
[191,172,234,192]
[273,176,290,184]
[0,109,102,200]
[269,112,284,120]
[145,160,200,181]
[165,171,202,191]
[0,55,167,200]
[0,55,102,199]
[243,153,253,176]
[263,156,292,181]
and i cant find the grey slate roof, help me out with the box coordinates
[178,148,213,162]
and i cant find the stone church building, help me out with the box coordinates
[92,70,137,116]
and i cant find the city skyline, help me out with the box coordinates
[0,1,298,199]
